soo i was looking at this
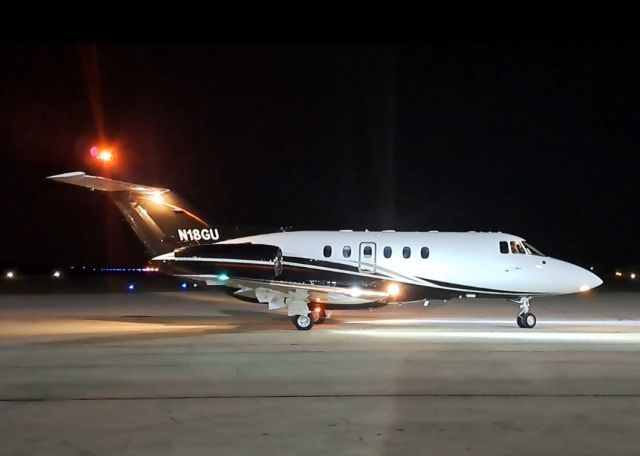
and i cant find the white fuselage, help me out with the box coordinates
[220,231,602,299]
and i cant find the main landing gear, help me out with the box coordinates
[515,297,537,329]
[291,304,327,330]
[293,313,314,330]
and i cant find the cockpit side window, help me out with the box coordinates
[499,241,509,254]
[510,241,526,254]
[523,241,545,256]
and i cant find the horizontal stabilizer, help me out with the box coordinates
[46,172,169,194]
[47,171,215,256]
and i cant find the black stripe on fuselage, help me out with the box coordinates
[284,256,361,273]
[163,257,546,300]
[418,277,550,296]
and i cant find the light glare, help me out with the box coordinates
[97,149,113,162]
[150,192,165,204]
[387,283,401,297]
[349,287,362,298]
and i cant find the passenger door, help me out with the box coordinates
[358,242,376,272]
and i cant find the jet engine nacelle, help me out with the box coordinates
[172,243,284,277]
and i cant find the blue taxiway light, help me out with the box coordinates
[127,284,136,291]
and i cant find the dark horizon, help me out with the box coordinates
[1,44,638,272]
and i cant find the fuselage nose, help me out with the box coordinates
[585,269,604,289]
[570,263,603,292]
[548,259,603,294]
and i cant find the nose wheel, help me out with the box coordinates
[514,297,537,329]
[517,312,537,328]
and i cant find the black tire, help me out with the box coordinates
[293,313,314,330]
[516,314,525,328]
[523,312,536,329]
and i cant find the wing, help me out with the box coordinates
[175,274,390,316]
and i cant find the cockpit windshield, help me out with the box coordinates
[523,241,546,257]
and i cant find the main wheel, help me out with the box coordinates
[516,314,525,328]
[293,313,314,330]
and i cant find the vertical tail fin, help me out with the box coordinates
[47,172,221,256]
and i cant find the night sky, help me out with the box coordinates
[0,44,637,271]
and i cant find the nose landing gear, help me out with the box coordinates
[515,297,537,329]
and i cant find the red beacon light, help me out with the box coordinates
[90,146,114,162]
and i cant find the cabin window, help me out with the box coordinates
[363,245,372,258]
[499,241,509,254]
[383,246,392,258]
[343,246,351,258]
[510,241,526,255]
[323,245,332,257]
[403,246,411,258]
[421,247,429,259]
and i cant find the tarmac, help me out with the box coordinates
[1,288,639,455]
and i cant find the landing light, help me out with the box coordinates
[615,271,623,277]
[218,273,230,281]
[579,285,590,292]
[631,273,637,280]
[52,271,61,278]
[5,271,15,279]
[387,283,401,297]
[349,287,362,298]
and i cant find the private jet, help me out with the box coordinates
[48,172,603,330]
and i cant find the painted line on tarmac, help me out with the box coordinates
[3,392,640,402]
[330,328,640,343]
[344,318,640,327]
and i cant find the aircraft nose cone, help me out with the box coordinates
[590,272,604,288]
[577,268,603,292]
